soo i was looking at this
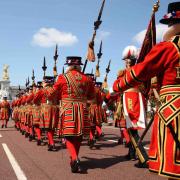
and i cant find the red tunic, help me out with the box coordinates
[113,36,180,179]
[26,93,34,126]
[44,90,59,129]
[20,95,27,124]
[89,87,104,126]
[16,98,22,121]
[34,89,59,129]
[46,69,95,136]
[34,89,49,128]
[33,90,42,126]
[12,99,18,121]
[0,100,10,120]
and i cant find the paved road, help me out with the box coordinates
[0,120,164,180]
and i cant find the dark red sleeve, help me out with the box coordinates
[44,75,64,99]
[26,94,34,104]
[33,90,43,104]
[87,78,95,100]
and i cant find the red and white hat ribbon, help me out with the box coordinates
[164,11,180,19]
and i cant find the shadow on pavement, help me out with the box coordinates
[80,155,128,173]
[92,142,119,150]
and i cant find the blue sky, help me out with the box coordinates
[0,0,174,88]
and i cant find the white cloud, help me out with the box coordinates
[32,28,78,47]
[133,24,168,45]
[96,30,111,42]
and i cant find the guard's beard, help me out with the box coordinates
[163,24,180,41]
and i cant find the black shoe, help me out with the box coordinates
[32,135,36,140]
[88,139,96,149]
[70,159,82,173]
[1,125,4,128]
[124,143,129,148]
[134,161,149,168]
[29,135,33,141]
[25,133,29,138]
[118,138,123,145]
[4,125,7,128]
[37,139,42,146]
[48,144,56,151]
[60,139,66,148]
[100,132,104,137]
[125,153,137,161]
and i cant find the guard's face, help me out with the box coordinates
[125,59,132,68]
[33,87,36,92]
[42,81,50,87]
[42,81,46,87]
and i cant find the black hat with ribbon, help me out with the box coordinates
[160,2,180,25]
[95,81,102,87]
[43,76,55,84]
[64,56,83,66]
[85,73,95,82]
[37,81,43,88]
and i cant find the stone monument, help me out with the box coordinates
[0,65,25,101]
[2,64,9,81]
[0,65,10,101]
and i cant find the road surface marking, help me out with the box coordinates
[0,134,2,137]
[2,143,27,180]
[106,139,118,143]
[106,139,150,150]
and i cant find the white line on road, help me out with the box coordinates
[0,134,2,137]
[106,139,118,143]
[106,139,150,150]
[2,143,27,180]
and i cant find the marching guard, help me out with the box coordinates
[0,96,11,128]
[34,76,57,151]
[44,56,95,173]
[88,80,105,148]
[113,2,180,179]
[120,45,148,167]
[33,82,43,145]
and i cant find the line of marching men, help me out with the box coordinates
[5,2,180,179]
[11,73,107,152]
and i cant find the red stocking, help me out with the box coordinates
[90,128,95,140]
[96,125,102,136]
[47,130,54,145]
[66,139,77,161]
[35,127,41,140]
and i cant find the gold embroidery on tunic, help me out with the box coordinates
[128,98,133,110]
[75,73,82,81]
[176,67,180,79]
